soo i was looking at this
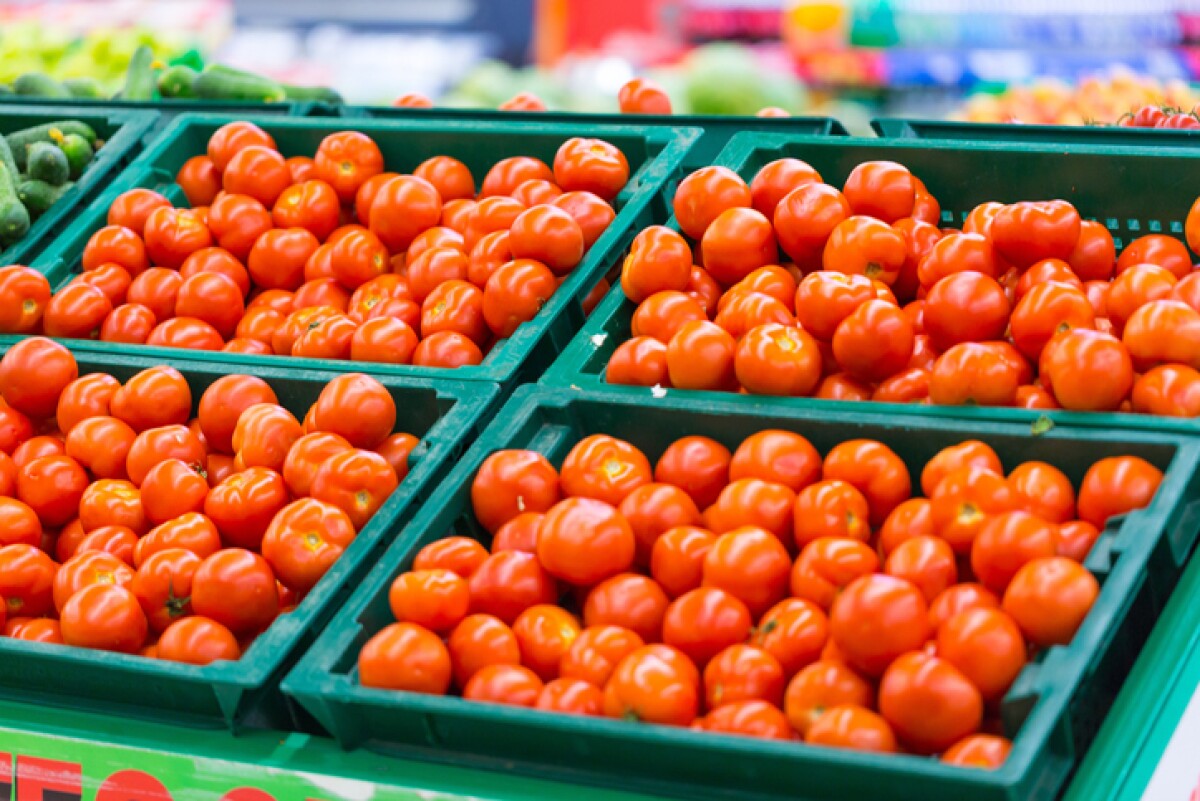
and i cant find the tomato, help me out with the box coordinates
[619,226,691,304]
[773,183,851,265]
[194,374,276,456]
[633,290,708,343]
[617,77,672,114]
[1117,233,1192,279]
[246,227,320,292]
[206,467,291,550]
[173,272,245,339]
[109,365,191,434]
[614,485,699,565]
[1077,455,1162,529]
[464,196,526,249]
[309,131,383,203]
[468,550,557,624]
[466,451,558,536]
[308,448,397,530]
[842,161,916,223]
[83,225,149,275]
[1007,461,1075,523]
[359,622,452,694]
[77,479,145,534]
[0,543,55,617]
[17,454,87,527]
[806,705,897,752]
[131,548,200,632]
[12,435,64,470]
[291,312,356,360]
[970,511,1058,595]
[553,191,617,250]
[555,436,647,508]
[792,272,873,341]
[935,607,1026,703]
[11,618,62,644]
[404,158,472,207]
[698,526,790,617]
[374,432,418,483]
[605,337,668,387]
[387,568,469,634]
[829,574,929,677]
[1002,556,1099,647]
[583,573,669,643]
[146,317,224,352]
[75,524,138,563]
[0,337,78,420]
[138,458,209,524]
[347,317,416,364]
[925,342,1021,407]
[822,439,911,527]
[207,194,274,261]
[832,299,914,383]
[74,262,132,306]
[883,535,957,603]
[879,651,982,754]
[509,604,581,681]
[157,616,241,665]
[673,166,751,241]
[701,208,778,287]
[490,512,541,554]
[1123,299,1200,371]
[0,498,40,548]
[990,200,1081,267]
[1040,328,1133,412]
[60,583,148,654]
[1133,364,1200,416]
[443,613,520,687]
[1068,220,1116,281]
[464,663,545,706]
[270,179,340,242]
[666,321,737,391]
[207,121,275,171]
[535,677,604,715]
[466,230,514,289]
[175,157,221,207]
[133,513,221,567]
[412,331,484,368]
[942,733,1012,769]
[222,145,290,207]
[533,498,633,586]
[123,268,179,323]
[790,481,867,551]
[733,323,821,397]
[507,205,585,276]
[823,216,906,285]
[143,206,212,269]
[0,265,51,334]
[55,372,118,433]
[412,538,487,581]
[749,158,821,219]
[921,272,1010,352]
[603,644,699,725]
[660,586,751,667]
[700,699,792,739]
[559,625,644,687]
[191,549,279,635]
[421,280,488,346]
[704,478,795,542]
[552,139,629,202]
[368,175,444,253]
[921,441,1001,497]
[262,497,357,592]
[1007,281,1095,362]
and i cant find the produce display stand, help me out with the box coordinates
[872,118,1200,147]
[286,385,1200,801]
[0,104,158,267]
[339,105,848,173]
[34,112,699,388]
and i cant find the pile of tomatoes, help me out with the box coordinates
[0,337,415,663]
[608,157,1200,417]
[355,427,1163,763]
[0,122,628,366]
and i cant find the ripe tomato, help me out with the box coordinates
[146,318,225,351]
[666,321,737,391]
[1117,233,1192,279]
[157,616,241,665]
[491,512,542,554]
[1057,519,1101,562]
[1077,455,1162,528]
[830,572,930,678]
[410,157,473,204]
[793,480,870,549]
[262,498,357,592]
[139,458,209,524]
[511,604,581,681]
[207,121,275,171]
[806,705,897,752]
[653,435,730,511]
[833,299,914,383]
[98,304,153,344]
[205,467,290,550]
[705,478,795,541]
[879,651,982,754]
[464,664,543,706]
[990,200,1081,267]
[884,535,957,602]
[222,145,290,207]
[1066,220,1116,281]
[1009,281,1095,361]
[617,77,672,115]
[0,265,51,334]
[701,699,792,740]
[468,550,557,624]
[701,526,790,617]
[970,511,1059,594]
[310,373,396,451]
[109,365,191,433]
[774,183,851,265]
[0,337,78,419]
[131,548,200,632]
[56,372,119,433]
[207,194,274,261]
[508,206,585,275]
[822,439,911,527]
[83,225,149,275]
[602,644,699,725]
[414,536,488,578]
[309,449,397,530]
[535,678,604,716]
[60,583,148,654]
[0,498,40,548]
[175,157,222,207]
[1041,329,1133,412]
[927,342,1023,407]
[1133,364,1200,416]
[1123,300,1200,371]
[936,607,1026,703]
[464,196,525,249]
[359,622,452,694]
[389,568,469,633]
[447,613,520,686]
[553,139,629,202]
[467,231,514,288]
[606,337,669,388]
[247,228,320,292]
[74,262,132,306]
[143,207,213,269]
[673,166,751,241]
[469,450,560,535]
[661,586,751,667]
[412,331,484,368]
[1105,262,1178,333]
[536,498,635,586]
[783,659,874,737]
[17,454,88,527]
[1002,557,1098,647]
[620,226,692,304]
[191,548,279,635]
[922,272,1010,352]
[617,483,701,563]
[823,216,906,285]
[369,176,443,253]
[174,272,245,339]
[734,324,822,397]
[560,624,644,687]
[842,160,916,223]
[701,208,778,287]
[749,158,821,219]
[133,512,221,567]
[313,131,384,203]
[421,280,488,345]
[554,191,616,250]
[793,272,874,341]
[943,734,1013,769]
[196,375,277,456]
[1008,461,1075,523]
[582,573,669,643]
[272,180,340,241]
[633,290,707,343]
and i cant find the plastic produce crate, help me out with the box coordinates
[340,105,846,174]
[34,113,699,388]
[0,104,158,268]
[283,385,1200,801]
[873,118,1200,148]
[0,96,340,142]
[0,343,497,731]
[543,130,1200,435]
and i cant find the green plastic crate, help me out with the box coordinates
[0,104,158,268]
[283,385,1200,801]
[0,96,339,142]
[33,113,699,387]
[340,105,847,173]
[543,130,1200,436]
[1064,505,1200,801]
[874,117,1200,147]
[0,342,497,731]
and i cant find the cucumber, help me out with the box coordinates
[157,65,198,99]
[63,77,105,99]
[282,84,344,104]
[11,72,71,98]
[17,179,73,217]
[0,138,18,191]
[0,165,31,245]
[57,133,94,179]
[193,65,287,103]
[7,121,98,169]
[27,142,69,186]
[122,44,161,101]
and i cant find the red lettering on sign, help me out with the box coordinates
[95,770,174,801]
[219,790,276,801]
[0,752,12,799]
[15,755,82,801]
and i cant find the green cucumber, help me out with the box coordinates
[7,121,98,169]
[27,142,69,186]
[122,44,161,101]
[0,138,19,191]
[11,72,71,98]
[193,65,287,102]
[17,179,73,217]
[57,133,94,179]
[282,84,344,104]
[157,65,198,99]
[63,77,105,99]
[0,165,31,245]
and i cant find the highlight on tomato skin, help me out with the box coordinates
[7,124,631,369]
[602,156,1200,421]
[0,341,426,668]
[355,421,1160,763]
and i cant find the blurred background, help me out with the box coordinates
[5,0,1200,133]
